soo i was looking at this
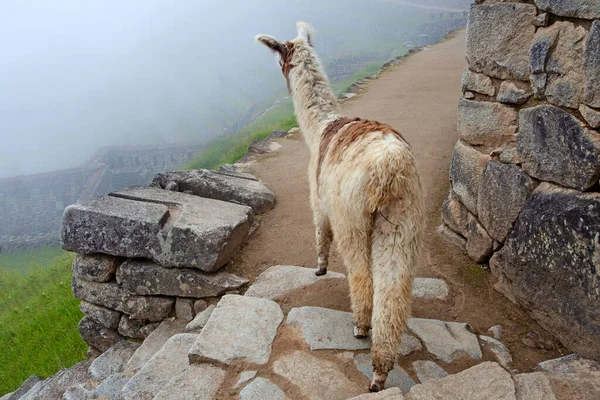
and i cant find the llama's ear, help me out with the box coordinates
[296,21,314,47]
[255,34,285,56]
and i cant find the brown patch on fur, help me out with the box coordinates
[317,117,361,183]
[281,41,296,92]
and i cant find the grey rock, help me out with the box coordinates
[175,297,195,321]
[536,356,600,399]
[239,377,287,400]
[152,169,275,214]
[580,104,600,128]
[465,215,493,263]
[488,325,503,340]
[234,370,258,388]
[497,81,532,105]
[466,3,536,80]
[449,141,491,216]
[63,187,253,272]
[346,388,404,400]
[286,307,371,351]
[534,0,600,20]
[62,383,92,400]
[354,353,415,393]
[4,375,42,400]
[529,21,587,108]
[272,351,363,400]
[461,68,495,97]
[118,315,158,339]
[457,99,517,147]
[584,21,600,108]
[185,304,215,332]
[441,191,470,238]
[125,319,187,373]
[116,259,248,297]
[480,335,513,368]
[193,299,208,314]
[188,295,283,365]
[119,333,198,400]
[408,362,516,400]
[536,354,581,374]
[79,301,121,329]
[78,316,124,352]
[518,105,600,191]
[399,333,422,356]
[463,91,475,99]
[21,360,92,400]
[245,265,345,299]
[89,340,140,380]
[437,224,466,251]
[412,360,448,383]
[153,364,226,400]
[477,161,534,242]
[498,145,520,165]
[217,164,259,181]
[72,278,174,322]
[91,373,130,400]
[533,13,549,27]
[407,318,482,363]
[514,372,556,400]
[72,253,121,282]
[491,183,600,359]
[412,278,448,300]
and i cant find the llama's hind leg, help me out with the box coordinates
[314,213,332,276]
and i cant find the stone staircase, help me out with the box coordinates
[6,266,600,399]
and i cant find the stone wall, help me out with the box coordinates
[62,169,275,352]
[0,143,205,252]
[441,1,600,359]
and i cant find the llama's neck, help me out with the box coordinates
[289,51,341,153]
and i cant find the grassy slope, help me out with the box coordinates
[0,251,86,395]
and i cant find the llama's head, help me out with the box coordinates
[255,21,315,91]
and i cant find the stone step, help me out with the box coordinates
[62,187,253,272]
[152,169,275,214]
[188,295,283,366]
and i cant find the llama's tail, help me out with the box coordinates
[366,136,424,391]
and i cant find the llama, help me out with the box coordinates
[256,22,424,392]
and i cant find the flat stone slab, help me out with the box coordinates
[413,360,448,383]
[514,372,556,400]
[272,351,363,400]
[245,265,345,299]
[354,353,415,393]
[62,187,253,272]
[186,304,216,332]
[3,375,42,400]
[152,169,275,214]
[239,377,287,400]
[399,333,422,356]
[116,259,248,297]
[120,333,198,400]
[153,364,226,400]
[412,278,449,300]
[407,318,482,363]
[20,360,92,400]
[408,362,516,400]
[480,335,512,368]
[286,307,371,350]
[188,295,283,365]
[89,340,140,380]
[347,388,405,400]
[125,319,187,373]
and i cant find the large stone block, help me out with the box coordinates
[497,81,532,105]
[441,191,470,238]
[490,183,600,359]
[584,21,600,108]
[457,99,517,147]
[152,169,275,214]
[72,253,121,283]
[534,0,600,20]
[449,141,491,216]
[62,187,253,272]
[116,259,248,298]
[79,301,121,329]
[517,105,600,191]
[465,216,493,263]
[78,316,124,352]
[477,161,534,242]
[466,3,536,80]
[529,21,587,109]
[461,68,495,97]
[72,278,174,321]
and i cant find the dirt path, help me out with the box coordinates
[225,30,562,379]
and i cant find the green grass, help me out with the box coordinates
[0,251,86,395]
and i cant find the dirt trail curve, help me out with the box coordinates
[223,30,563,393]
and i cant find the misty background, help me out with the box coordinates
[0,0,470,178]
